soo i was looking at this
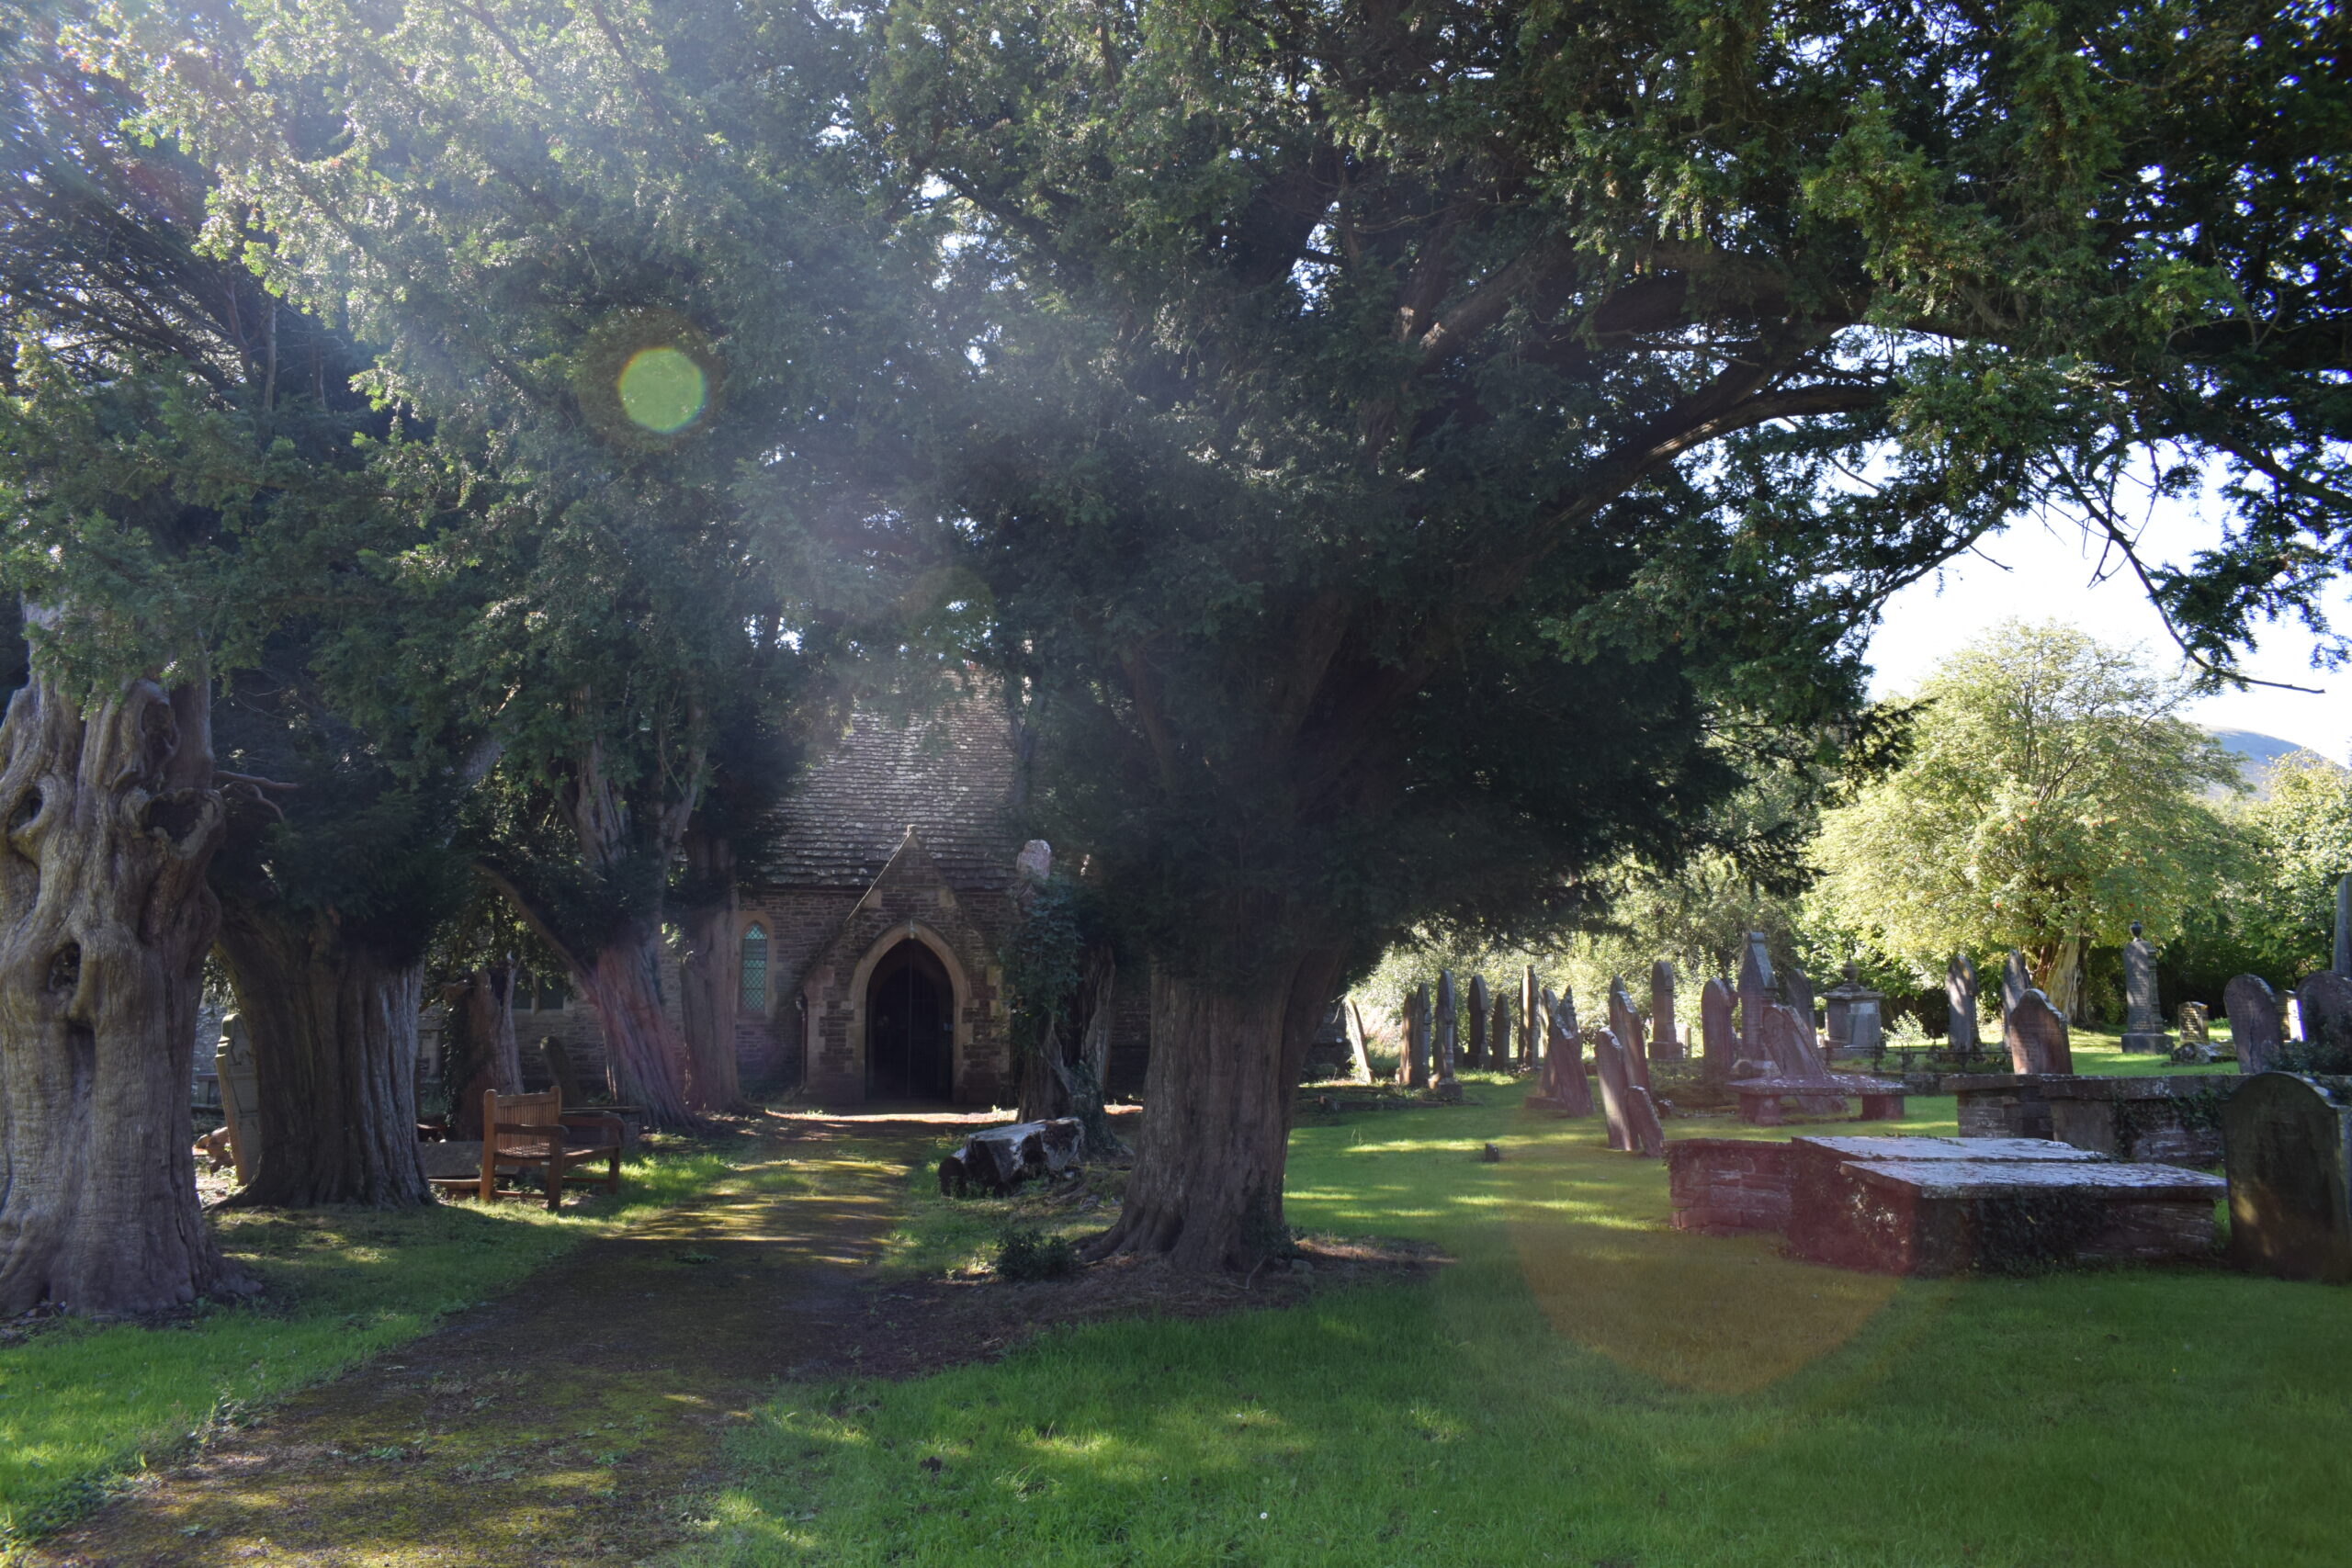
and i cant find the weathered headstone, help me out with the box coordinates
[1607,976,1651,1092]
[1521,966,1540,1067]
[1434,971,1462,1100]
[2000,951,2031,1021]
[1537,987,1594,1115]
[1590,1028,1665,1157]
[1405,984,1431,1088]
[1761,1002,1830,1082]
[1947,953,1981,1059]
[1465,975,1489,1069]
[215,1014,262,1188]
[2223,1072,2352,1283]
[1738,932,1774,1064]
[1650,960,1680,1061]
[2176,1001,2210,1043]
[1784,962,1818,1039]
[2225,974,2285,1075]
[1701,976,1736,1081]
[2120,922,2174,1055]
[2297,971,2352,1074]
[1823,962,1883,1059]
[2004,987,2074,1075]
[1490,995,1512,1073]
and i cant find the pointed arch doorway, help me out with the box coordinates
[866,937,956,1102]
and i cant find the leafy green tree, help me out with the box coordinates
[870,0,2349,1269]
[114,0,933,1124]
[1812,622,2239,1016]
[0,3,424,1305]
[2222,751,2352,983]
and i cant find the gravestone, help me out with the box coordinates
[1824,962,1883,1059]
[2120,922,2174,1055]
[2000,951,2031,1021]
[2287,997,2304,1043]
[215,1014,262,1188]
[1738,932,1774,1065]
[1434,971,1461,1100]
[1785,963,1819,1039]
[1650,960,1681,1061]
[1490,995,1512,1073]
[1405,984,1431,1088]
[1466,975,1489,1069]
[2005,987,2074,1075]
[1521,966,1540,1067]
[2297,971,2352,1074]
[2176,1002,2210,1043]
[1947,953,1981,1059]
[1590,1028,1665,1156]
[2223,1072,2352,1283]
[1535,987,1593,1115]
[2225,974,2285,1075]
[1608,976,1652,1092]
[1701,976,1736,1081]
[1761,1002,1830,1082]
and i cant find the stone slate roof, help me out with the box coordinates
[761,694,1022,890]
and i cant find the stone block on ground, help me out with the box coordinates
[938,1117,1085,1196]
[1667,1138,1797,1235]
[1785,1135,2223,1277]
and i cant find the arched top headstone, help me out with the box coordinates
[2297,971,2352,1075]
[2000,952,2032,1017]
[2005,987,2073,1075]
[2225,974,2285,1076]
[1946,953,1981,1057]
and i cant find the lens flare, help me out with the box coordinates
[616,345,707,434]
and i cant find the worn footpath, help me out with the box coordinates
[29,1112,963,1567]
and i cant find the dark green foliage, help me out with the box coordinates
[875,0,2350,996]
[992,1224,1079,1282]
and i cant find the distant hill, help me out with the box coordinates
[2201,727,2346,799]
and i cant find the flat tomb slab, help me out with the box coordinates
[1793,1134,2105,1164]
[1788,1142,2225,1277]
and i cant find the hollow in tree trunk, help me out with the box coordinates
[0,659,246,1314]
[1081,949,1340,1272]
[574,921,696,1127]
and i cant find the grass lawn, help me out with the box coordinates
[0,1130,750,1553]
[686,1072,2348,1568]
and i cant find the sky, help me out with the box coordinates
[1864,502,2352,766]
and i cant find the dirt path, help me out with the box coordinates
[31,1111,984,1568]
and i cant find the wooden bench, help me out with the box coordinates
[427,1089,623,1212]
[1728,1074,1907,1125]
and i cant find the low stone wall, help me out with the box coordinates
[1955,1074,2228,1164]
[1666,1139,1797,1235]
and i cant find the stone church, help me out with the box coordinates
[504,693,1148,1107]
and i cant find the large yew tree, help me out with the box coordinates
[118,0,931,1125]
[870,0,2351,1269]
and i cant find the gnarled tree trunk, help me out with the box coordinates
[575,921,696,1127]
[0,659,245,1314]
[214,905,431,1207]
[440,964,523,1138]
[1082,947,1340,1273]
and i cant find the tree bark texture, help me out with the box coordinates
[575,922,696,1127]
[1083,949,1340,1272]
[442,965,523,1139]
[675,831,741,1111]
[214,905,431,1207]
[0,661,243,1314]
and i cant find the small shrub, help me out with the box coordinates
[993,1225,1079,1281]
